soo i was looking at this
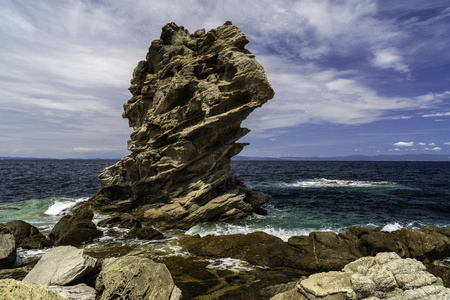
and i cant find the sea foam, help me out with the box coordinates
[284,178,398,188]
[185,222,336,242]
[44,197,87,216]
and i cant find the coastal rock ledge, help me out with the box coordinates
[86,21,274,229]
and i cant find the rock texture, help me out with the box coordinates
[23,246,97,286]
[47,284,97,300]
[0,224,16,269]
[96,256,181,300]
[6,220,53,249]
[86,21,274,229]
[271,252,450,300]
[0,279,66,300]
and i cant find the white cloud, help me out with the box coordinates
[372,48,410,75]
[417,142,427,146]
[422,112,450,117]
[432,147,442,151]
[428,142,436,146]
[444,142,450,145]
[393,141,414,147]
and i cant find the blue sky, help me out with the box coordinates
[0,0,449,158]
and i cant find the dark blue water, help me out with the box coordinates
[0,160,449,240]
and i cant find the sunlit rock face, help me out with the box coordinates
[88,21,274,229]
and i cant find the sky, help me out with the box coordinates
[1,0,449,159]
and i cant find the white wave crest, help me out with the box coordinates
[381,222,403,232]
[206,257,255,272]
[284,178,398,188]
[185,222,336,242]
[44,198,87,216]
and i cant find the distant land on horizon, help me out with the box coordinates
[233,154,450,162]
[1,154,450,161]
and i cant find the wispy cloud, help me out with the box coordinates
[1,0,449,157]
[394,141,414,147]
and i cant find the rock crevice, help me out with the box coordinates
[87,21,274,229]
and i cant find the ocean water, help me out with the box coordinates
[0,160,449,242]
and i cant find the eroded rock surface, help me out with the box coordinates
[0,279,66,300]
[271,252,450,300]
[96,256,181,300]
[86,21,274,229]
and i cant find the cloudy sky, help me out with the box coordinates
[1,0,449,158]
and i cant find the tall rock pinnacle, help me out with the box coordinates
[89,21,274,229]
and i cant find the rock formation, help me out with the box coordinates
[270,252,450,300]
[87,21,274,229]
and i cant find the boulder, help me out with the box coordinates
[23,245,97,286]
[0,224,16,269]
[0,279,66,300]
[49,207,102,246]
[271,252,450,300]
[84,21,274,229]
[6,220,53,249]
[96,256,181,300]
[47,283,97,300]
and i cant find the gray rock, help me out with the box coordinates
[23,246,97,286]
[96,256,181,300]
[0,224,16,269]
[0,279,66,300]
[84,21,274,229]
[47,283,96,300]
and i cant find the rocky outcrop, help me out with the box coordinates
[6,220,53,249]
[287,226,450,272]
[0,279,66,300]
[271,252,450,300]
[23,246,97,286]
[0,224,16,269]
[96,256,181,300]
[49,207,102,246]
[86,21,274,229]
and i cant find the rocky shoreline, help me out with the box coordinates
[1,216,450,299]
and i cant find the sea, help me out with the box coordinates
[1,159,449,246]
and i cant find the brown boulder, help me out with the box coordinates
[6,220,52,249]
[49,207,102,246]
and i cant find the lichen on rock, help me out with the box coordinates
[87,21,274,229]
